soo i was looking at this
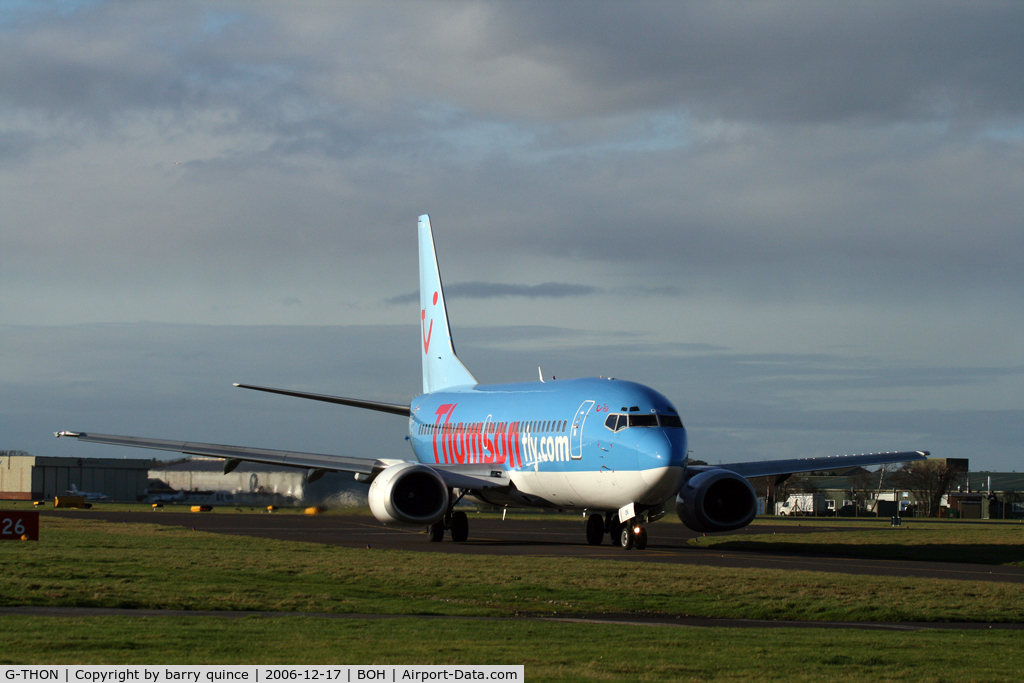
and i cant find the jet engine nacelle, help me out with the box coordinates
[675,468,757,533]
[368,461,449,526]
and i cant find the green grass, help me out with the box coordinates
[3,517,1024,624]
[4,514,1024,679]
[1,615,1023,681]
[694,520,1024,565]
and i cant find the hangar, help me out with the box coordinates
[149,457,368,508]
[0,453,151,501]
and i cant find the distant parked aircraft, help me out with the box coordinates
[58,215,928,548]
[68,483,108,501]
[147,489,186,504]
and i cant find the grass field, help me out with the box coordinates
[697,517,1024,566]
[3,615,1024,682]
[2,511,1023,680]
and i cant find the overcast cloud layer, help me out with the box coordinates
[2,2,1021,470]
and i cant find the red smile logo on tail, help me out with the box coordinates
[421,290,438,353]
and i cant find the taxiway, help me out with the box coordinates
[45,510,1024,584]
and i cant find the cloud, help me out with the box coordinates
[5,323,1019,470]
[1,3,1021,472]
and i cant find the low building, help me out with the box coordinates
[948,472,1024,520]
[149,458,369,507]
[0,454,151,501]
[761,461,1024,519]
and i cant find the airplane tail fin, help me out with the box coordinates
[418,215,477,393]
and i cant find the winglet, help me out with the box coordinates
[418,215,477,393]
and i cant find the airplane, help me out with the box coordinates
[57,215,929,549]
[68,483,108,501]
[147,489,187,504]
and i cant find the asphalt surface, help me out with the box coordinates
[45,509,1024,585]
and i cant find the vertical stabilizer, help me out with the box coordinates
[418,215,477,393]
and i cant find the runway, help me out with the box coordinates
[45,509,1024,584]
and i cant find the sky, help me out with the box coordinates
[2,1,1022,471]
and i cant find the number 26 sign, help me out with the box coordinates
[1,511,39,541]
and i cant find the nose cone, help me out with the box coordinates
[636,430,685,501]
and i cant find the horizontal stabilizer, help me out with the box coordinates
[233,383,411,416]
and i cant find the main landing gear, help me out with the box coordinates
[585,513,605,545]
[584,512,648,550]
[427,491,469,543]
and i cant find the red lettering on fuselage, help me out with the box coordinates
[432,404,455,463]
[424,408,523,468]
[508,421,522,468]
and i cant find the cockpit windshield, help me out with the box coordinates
[628,414,658,428]
[604,412,684,432]
[659,415,683,429]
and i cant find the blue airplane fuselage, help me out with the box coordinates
[408,377,688,511]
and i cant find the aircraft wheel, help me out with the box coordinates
[620,526,634,550]
[427,522,445,542]
[634,527,648,550]
[606,516,622,548]
[609,519,624,547]
[450,510,469,542]
[585,513,604,546]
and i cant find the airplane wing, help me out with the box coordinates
[54,430,504,490]
[692,450,930,479]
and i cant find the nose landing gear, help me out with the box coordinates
[620,524,647,550]
[593,511,648,550]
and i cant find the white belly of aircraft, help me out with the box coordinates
[509,466,682,510]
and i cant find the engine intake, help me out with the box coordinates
[676,468,757,533]
[368,462,449,525]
